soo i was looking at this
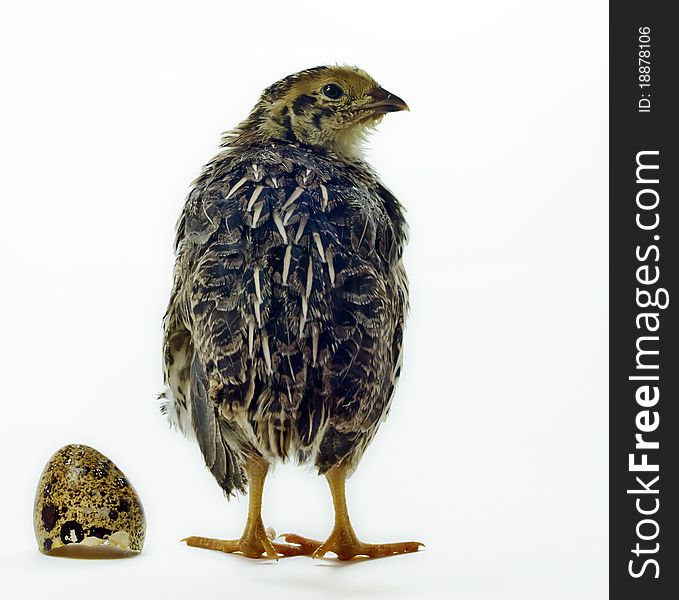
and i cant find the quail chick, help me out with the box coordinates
[162,65,420,560]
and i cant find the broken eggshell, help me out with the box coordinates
[34,444,145,557]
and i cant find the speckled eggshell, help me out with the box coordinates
[34,444,146,555]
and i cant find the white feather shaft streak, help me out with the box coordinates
[325,246,335,285]
[311,326,319,365]
[261,330,272,374]
[251,202,263,227]
[248,319,255,355]
[282,186,303,211]
[313,232,325,261]
[319,183,329,209]
[298,308,306,337]
[246,185,264,211]
[272,211,288,243]
[305,256,313,299]
[295,214,308,243]
[254,299,262,327]
[282,206,296,226]
[282,245,292,285]
[253,267,262,301]
[225,176,248,199]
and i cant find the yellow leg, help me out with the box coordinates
[282,462,423,560]
[182,456,308,559]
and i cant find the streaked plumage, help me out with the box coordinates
[161,66,419,559]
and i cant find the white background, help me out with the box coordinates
[0,1,608,598]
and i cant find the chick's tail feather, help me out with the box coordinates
[190,355,247,496]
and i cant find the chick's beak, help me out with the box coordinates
[361,87,409,113]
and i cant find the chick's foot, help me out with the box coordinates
[183,524,309,559]
[280,531,423,560]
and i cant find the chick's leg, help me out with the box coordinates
[282,462,423,560]
[183,456,307,559]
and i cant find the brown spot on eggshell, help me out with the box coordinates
[41,504,59,531]
[34,444,145,557]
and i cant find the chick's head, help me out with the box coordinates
[230,66,408,158]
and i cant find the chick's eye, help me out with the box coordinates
[322,83,344,99]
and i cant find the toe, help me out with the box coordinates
[359,540,424,559]
[275,533,323,556]
[182,536,240,553]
